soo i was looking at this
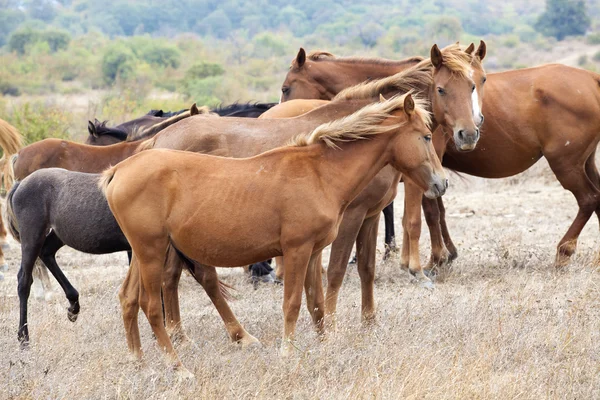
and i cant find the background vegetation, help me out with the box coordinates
[0,0,598,143]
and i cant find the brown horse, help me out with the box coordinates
[280,49,423,102]
[0,118,24,275]
[101,94,446,376]
[259,99,330,119]
[11,104,202,182]
[279,43,487,277]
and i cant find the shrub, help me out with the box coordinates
[101,42,136,84]
[587,33,600,45]
[6,102,72,144]
[593,51,600,63]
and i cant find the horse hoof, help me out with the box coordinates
[19,339,30,349]
[418,280,435,290]
[0,263,7,272]
[176,367,195,381]
[423,268,437,279]
[240,336,262,349]
[67,310,78,322]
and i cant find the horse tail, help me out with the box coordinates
[0,119,23,191]
[166,241,233,301]
[5,180,22,243]
[98,166,117,197]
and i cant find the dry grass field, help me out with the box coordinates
[0,158,599,399]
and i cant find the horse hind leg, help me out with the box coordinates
[17,234,46,345]
[120,255,143,359]
[382,203,397,260]
[304,251,325,334]
[355,213,381,323]
[38,232,79,322]
[548,153,600,266]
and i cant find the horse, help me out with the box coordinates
[0,118,24,278]
[86,102,277,146]
[279,43,487,278]
[101,93,446,377]
[258,99,329,119]
[127,43,483,333]
[437,64,600,266]
[5,169,132,345]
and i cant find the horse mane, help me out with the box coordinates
[212,102,277,117]
[93,121,129,141]
[333,43,481,102]
[127,104,212,142]
[290,93,430,149]
[306,50,424,66]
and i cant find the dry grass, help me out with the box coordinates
[1,161,599,399]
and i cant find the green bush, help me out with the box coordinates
[184,62,225,81]
[8,28,41,55]
[7,28,70,55]
[0,81,20,96]
[101,42,136,84]
[587,33,600,45]
[578,55,588,66]
[593,51,600,63]
[6,102,71,144]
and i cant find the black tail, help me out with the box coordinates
[5,180,21,243]
[165,242,233,301]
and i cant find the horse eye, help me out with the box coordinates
[472,84,476,92]
[424,135,432,142]
[482,76,487,84]
[437,87,445,95]
[282,87,290,94]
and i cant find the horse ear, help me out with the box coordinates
[430,44,443,69]
[296,48,306,68]
[476,40,486,61]
[403,94,415,116]
[190,103,199,115]
[88,121,97,137]
[379,93,387,103]
[464,43,475,55]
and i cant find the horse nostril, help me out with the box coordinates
[458,130,464,141]
[445,179,449,189]
[475,128,480,140]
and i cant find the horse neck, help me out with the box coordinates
[101,140,143,164]
[313,60,415,97]
[312,132,393,207]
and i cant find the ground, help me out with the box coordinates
[0,158,599,399]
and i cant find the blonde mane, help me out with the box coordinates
[289,93,431,149]
[333,43,481,102]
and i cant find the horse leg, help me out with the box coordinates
[119,255,143,359]
[438,197,458,261]
[547,154,600,266]
[422,196,450,271]
[304,251,324,334]
[402,181,432,285]
[325,211,366,328]
[17,234,46,345]
[195,264,259,347]
[382,202,396,260]
[31,261,54,301]
[136,247,191,377]
[162,248,186,341]
[274,256,284,281]
[356,213,381,323]
[0,215,9,271]
[281,245,313,356]
[38,232,80,321]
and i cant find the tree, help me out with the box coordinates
[101,42,136,84]
[535,0,590,40]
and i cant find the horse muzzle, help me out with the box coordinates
[424,176,448,199]
[454,127,480,152]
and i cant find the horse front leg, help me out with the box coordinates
[281,244,313,357]
[422,196,450,272]
[355,213,381,323]
[304,251,325,334]
[402,181,432,286]
[382,202,397,260]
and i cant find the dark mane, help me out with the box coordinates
[212,102,278,117]
[146,109,187,118]
[93,121,128,141]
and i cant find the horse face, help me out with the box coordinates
[390,99,447,199]
[280,48,329,103]
[430,44,487,152]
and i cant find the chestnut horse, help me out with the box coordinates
[279,43,487,275]
[101,94,446,376]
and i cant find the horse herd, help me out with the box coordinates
[2,40,600,378]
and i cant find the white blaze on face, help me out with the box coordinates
[472,88,482,126]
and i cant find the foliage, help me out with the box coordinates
[0,102,71,144]
[8,28,71,55]
[101,42,136,84]
[587,32,600,45]
[535,0,591,40]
